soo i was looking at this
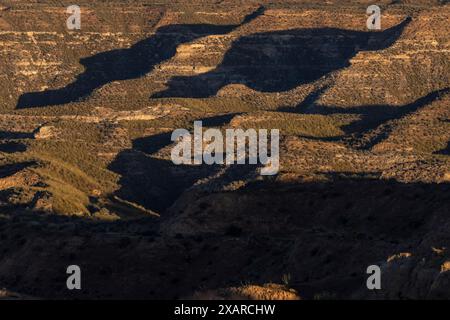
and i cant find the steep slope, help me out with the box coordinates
[0,0,448,299]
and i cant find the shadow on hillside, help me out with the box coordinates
[0,161,36,178]
[15,7,265,109]
[132,113,241,156]
[108,113,244,213]
[437,142,450,155]
[220,174,450,299]
[0,131,34,140]
[436,119,450,155]
[152,18,411,98]
[280,87,450,149]
[1,173,450,299]
[0,142,27,153]
[108,151,222,213]
[0,131,32,154]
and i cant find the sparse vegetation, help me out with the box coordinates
[0,0,448,300]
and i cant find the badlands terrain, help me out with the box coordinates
[0,0,449,299]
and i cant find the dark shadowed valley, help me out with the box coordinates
[0,0,449,300]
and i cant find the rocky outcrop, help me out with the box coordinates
[0,0,448,300]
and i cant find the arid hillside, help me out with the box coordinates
[0,0,449,299]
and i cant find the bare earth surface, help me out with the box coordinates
[0,0,449,299]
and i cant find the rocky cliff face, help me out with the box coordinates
[0,0,449,299]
